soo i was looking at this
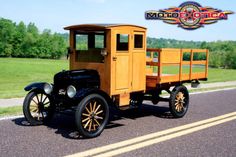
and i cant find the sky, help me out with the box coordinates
[0,0,235,41]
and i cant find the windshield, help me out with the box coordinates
[75,31,106,63]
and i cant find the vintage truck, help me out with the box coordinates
[23,24,208,138]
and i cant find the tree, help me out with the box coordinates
[50,33,66,59]
[27,23,39,37]
[225,49,236,69]
[12,21,27,57]
[0,18,15,57]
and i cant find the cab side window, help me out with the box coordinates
[134,34,143,49]
[116,34,129,51]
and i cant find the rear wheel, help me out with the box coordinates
[75,94,109,138]
[23,90,54,125]
[169,85,189,118]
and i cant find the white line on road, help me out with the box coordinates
[0,115,24,121]
[189,87,236,95]
[93,115,236,157]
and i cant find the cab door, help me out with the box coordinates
[131,31,146,92]
[111,30,132,94]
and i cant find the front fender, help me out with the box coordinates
[24,82,47,91]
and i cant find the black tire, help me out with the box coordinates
[23,90,54,125]
[131,92,144,108]
[169,85,189,118]
[151,91,161,105]
[151,98,159,105]
[75,94,109,138]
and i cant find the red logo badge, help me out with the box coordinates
[145,1,233,30]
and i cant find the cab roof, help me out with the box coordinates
[64,24,146,31]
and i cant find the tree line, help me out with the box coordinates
[0,18,236,69]
[0,18,66,59]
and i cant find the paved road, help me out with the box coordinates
[1,81,236,108]
[0,89,236,157]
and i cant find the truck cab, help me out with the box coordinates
[65,24,147,107]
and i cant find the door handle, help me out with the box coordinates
[113,57,117,61]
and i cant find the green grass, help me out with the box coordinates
[206,68,236,83]
[0,58,236,99]
[0,106,22,117]
[0,58,68,98]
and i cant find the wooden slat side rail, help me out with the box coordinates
[162,63,182,66]
[182,61,207,65]
[146,62,159,66]
[190,49,193,80]
[192,61,207,65]
[182,49,208,53]
[146,48,161,85]
[179,49,183,81]
[161,49,181,64]
[182,61,190,65]
[147,48,162,52]
[206,49,209,78]
[192,49,208,53]
[158,49,162,78]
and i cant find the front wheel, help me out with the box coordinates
[23,90,54,125]
[169,85,189,118]
[75,94,109,138]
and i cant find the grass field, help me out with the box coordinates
[0,58,236,99]
[0,58,68,98]
[0,106,22,117]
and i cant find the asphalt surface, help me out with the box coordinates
[0,89,236,157]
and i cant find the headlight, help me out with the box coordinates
[67,85,76,98]
[44,83,53,94]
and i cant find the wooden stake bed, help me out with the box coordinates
[146,48,208,89]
